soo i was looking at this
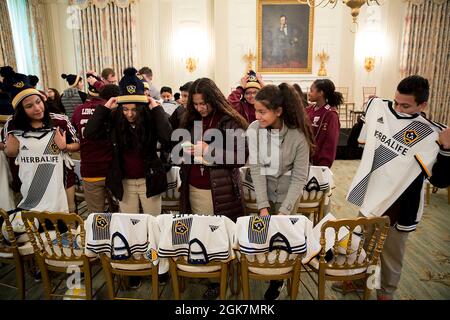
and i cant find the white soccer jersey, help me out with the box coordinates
[0,151,14,211]
[14,129,69,212]
[235,215,320,263]
[156,214,236,264]
[85,213,160,265]
[347,98,444,221]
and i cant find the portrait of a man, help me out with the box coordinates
[258,0,314,73]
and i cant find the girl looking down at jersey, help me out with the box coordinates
[247,83,314,300]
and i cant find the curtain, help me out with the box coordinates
[27,0,50,89]
[74,0,137,79]
[400,0,450,124]
[0,0,16,69]
[6,0,41,78]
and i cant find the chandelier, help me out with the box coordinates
[305,0,383,24]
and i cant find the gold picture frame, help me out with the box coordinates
[257,0,314,74]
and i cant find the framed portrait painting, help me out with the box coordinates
[257,0,314,74]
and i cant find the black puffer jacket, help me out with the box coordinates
[84,104,172,200]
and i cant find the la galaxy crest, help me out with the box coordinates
[126,85,136,94]
[95,215,108,228]
[403,129,419,145]
[252,217,266,232]
[13,81,24,88]
[175,221,188,235]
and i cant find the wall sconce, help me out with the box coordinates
[316,49,329,76]
[243,48,256,74]
[364,56,375,72]
[185,57,198,73]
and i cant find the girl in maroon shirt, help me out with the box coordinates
[306,79,343,168]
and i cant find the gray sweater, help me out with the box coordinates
[247,120,310,215]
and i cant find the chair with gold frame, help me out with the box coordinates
[297,188,328,226]
[169,256,232,300]
[302,216,390,300]
[162,166,181,213]
[22,211,98,300]
[239,167,260,215]
[239,250,303,300]
[0,209,36,299]
[100,253,159,300]
[336,86,355,128]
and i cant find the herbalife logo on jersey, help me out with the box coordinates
[374,130,409,156]
[20,155,59,164]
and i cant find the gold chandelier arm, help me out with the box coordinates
[305,0,336,8]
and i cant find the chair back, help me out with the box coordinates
[318,216,389,272]
[363,87,377,105]
[22,211,85,263]
[239,167,260,215]
[162,166,181,212]
[0,209,18,256]
[336,87,349,102]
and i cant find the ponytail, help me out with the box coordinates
[312,79,344,107]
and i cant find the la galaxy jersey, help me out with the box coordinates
[235,215,320,263]
[347,98,445,218]
[156,214,236,264]
[14,129,69,212]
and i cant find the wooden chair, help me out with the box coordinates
[336,86,355,128]
[169,256,232,300]
[425,181,450,205]
[362,87,377,107]
[303,216,390,300]
[239,250,302,300]
[239,167,260,215]
[72,160,85,214]
[0,209,36,299]
[22,211,98,300]
[100,254,159,300]
[297,188,328,226]
[162,166,181,213]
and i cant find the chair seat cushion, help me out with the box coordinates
[111,261,154,271]
[0,231,58,258]
[307,250,367,276]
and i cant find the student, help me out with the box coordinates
[228,70,264,124]
[293,83,308,108]
[340,75,450,300]
[306,79,342,168]
[101,68,118,85]
[46,88,65,114]
[138,67,159,99]
[174,92,181,104]
[177,77,248,299]
[84,67,172,215]
[72,80,120,214]
[169,81,192,130]
[160,86,178,116]
[3,71,80,214]
[247,83,314,300]
[61,73,87,119]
